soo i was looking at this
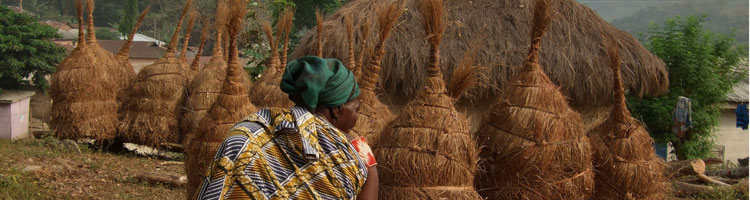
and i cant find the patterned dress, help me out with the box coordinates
[196,106,368,200]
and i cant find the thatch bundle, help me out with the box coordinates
[474,0,594,199]
[586,43,668,200]
[248,9,294,108]
[291,0,668,107]
[185,2,257,198]
[118,0,192,147]
[50,0,119,141]
[189,20,209,73]
[114,5,150,104]
[182,2,231,140]
[373,1,481,199]
[180,10,199,80]
[348,7,398,145]
[83,0,126,106]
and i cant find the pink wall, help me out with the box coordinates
[0,98,31,140]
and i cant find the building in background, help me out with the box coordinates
[715,78,749,163]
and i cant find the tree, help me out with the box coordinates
[628,15,747,160]
[118,0,139,37]
[0,5,65,90]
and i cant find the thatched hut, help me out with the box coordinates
[474,0,594,199]
[118,0,192,147]
[185,2,257,197]
[114,6,150,104]
[248,10,294,108]
[50,0,119,141]
[188,20,209,73]
[587,43,668,199]
[373,0,481,199]
[291,0,669,129]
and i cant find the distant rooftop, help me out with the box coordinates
[727,78,749,103]
[97,40,166,59]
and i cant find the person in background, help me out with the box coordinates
[195,56,378,200]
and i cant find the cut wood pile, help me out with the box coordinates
[669,159,749,198]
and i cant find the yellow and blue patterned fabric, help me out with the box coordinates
[196,106,368,200]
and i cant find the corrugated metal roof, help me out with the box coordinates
[727,78,749,103]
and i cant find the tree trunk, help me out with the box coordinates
[705,167,749,179]
[668,159,706,177]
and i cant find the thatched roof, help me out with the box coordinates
[291,0,668,106]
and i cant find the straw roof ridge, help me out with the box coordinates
[315,9,324,57]
[248,17,294,108]
[116,5,151,62]
[189,18,210,72]
[181,10,198,64]
[291,0,669,106]
[50,0,119,141]
[279,8,294,68]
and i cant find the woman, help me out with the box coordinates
[196,56,378,200]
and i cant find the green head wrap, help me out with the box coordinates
[280,56,361,110]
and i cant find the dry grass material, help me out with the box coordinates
[474,1,594,199]
[115,5,151,104]
[290,0,669,106]
[49,0,119,141]
[189,19,210,73]
[351,3,402,146]
[344,14,356,71]
[180,10,199,80]
[279,8,294,68]
[118,0,192,148]
[586,42,668,200]
[248,17,294,108]
[373,1,481,199]
[355,20,371,80]
[185,2,257,198]
[83,0,123,107]
[183,2,230,196]
[315,8,324,57]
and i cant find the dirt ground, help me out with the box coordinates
[0,137,185,200]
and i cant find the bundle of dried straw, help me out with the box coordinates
[185,1,257,197]
[587,42,668,199]
[180,10,199,81]
[114,5,150,104]
[50,0,119,141]
[474,0,594,199]
[248,9,294,108]
[118,0,192,147]
[373,0,482,199]
[348,6,399,146]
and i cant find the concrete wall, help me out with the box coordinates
[716,105,749,163]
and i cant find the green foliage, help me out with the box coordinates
[0,6,65,90]
[628,15,748,159]
[269,0,346,51]
[93,28,121,40]
[118,0,139,37]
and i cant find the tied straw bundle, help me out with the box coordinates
[84,0,124,111]
[248,9,294,108]
[50,0,119,141]
[373,0,482,199]
[182,0,232,140]
[474,0,594,199]
[118,0,193,148]
[587,42,668,200]
[180,10,199,81]
[188,19,210,74]
[186,1,257,198]
[348,5,400,146]
[114,5,151,104]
